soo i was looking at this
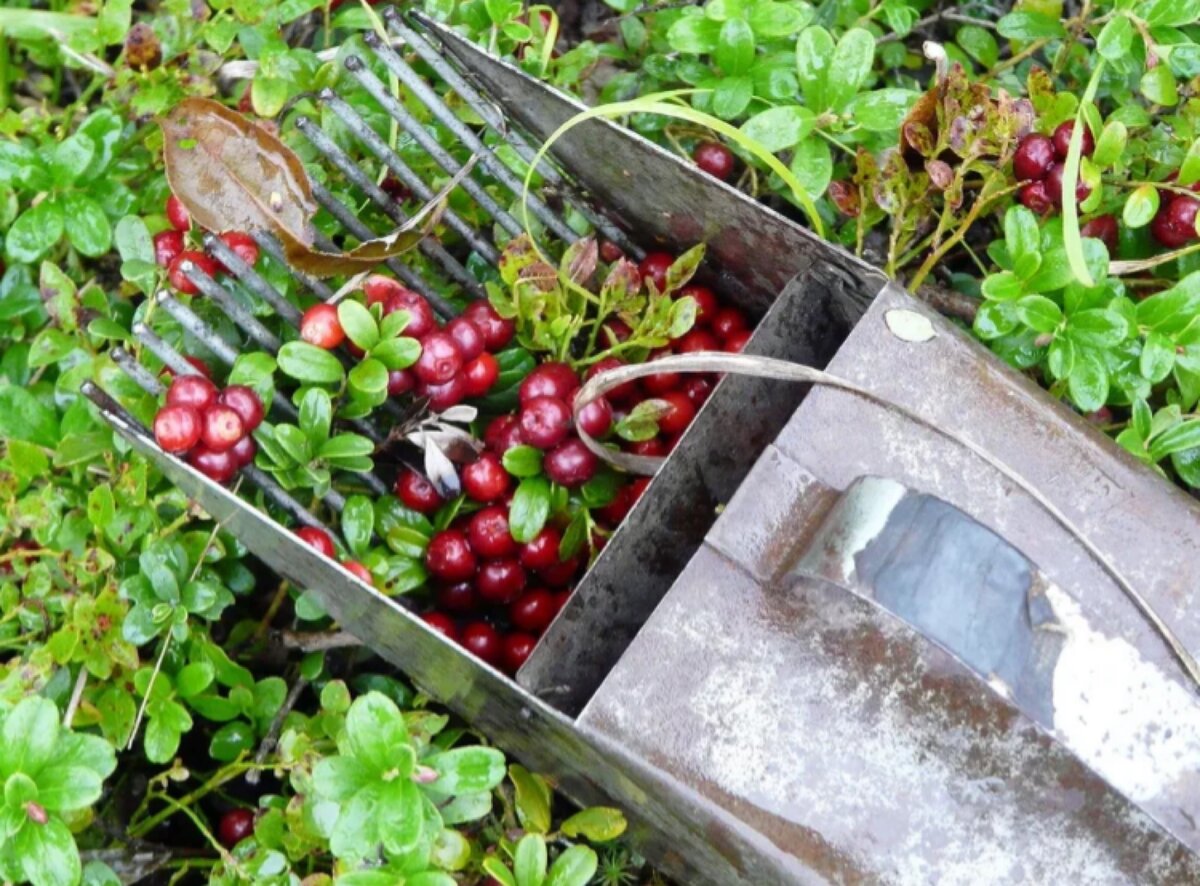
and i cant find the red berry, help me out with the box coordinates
[468,505,518,558]
[217,385,264,433]
[502,632,537,673]
[342,560,373,585]
[638,252,674,293]
[1052,121,1094,161]
[154,405,202,453]
[426,530,477,582]
[484,414,525,455]
[476,558,527,604]
[217,809,254,848]
[1044,162,1091,207]
[642,352,681,395]
[423,611,459,642]
[396,470,443,514]
[300,303,345,350]
[520,528,562,571]
[461,452,510,503]
[675,328,720,353]
[381,175,410,201]
[682,376,714,407]
[462,353,500,398]
[200,405,245,453]
[543,439,597,487]
[414,332,463,385]
[461,621,502,666]
[724,330,753,353]
[586,357,640,406]
[630,477,651,501]
[228,434,257,468]
[519,362,578,404]
[1013,134,1056,181]
[519,396,572,449]
[574,393,613,438]
[1018,180,1054,215]
[168,251,220,295]
[296,526,336,558]
[461,301,515,351]
[384,290,436,339]
[710,308,747,340]
[437,581,478,613]
[419,374,468,412]
[538,555,581,587]
[655,391,696,436]
[598,485,636,526]
[693,141,735,181]
[1152,196,1200,248]
[166,195,191,232]
[1081,215,1119,253]
[388,368,416,397]
[511,589,557,633]
[603,318,632,343]
[363,274,404,306]
[216,231,259,271]
[599,240,624,263]
[678,284,718,325]
[153,230,184,268]
[445,317,485,362]
[188,447,238,483]
[629,437,667,457]
[160,356,212,382]
[166,374,218,413]
[550,590,571,618]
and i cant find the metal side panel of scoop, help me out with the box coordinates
[83,383,822,886]
[409,11,885,320]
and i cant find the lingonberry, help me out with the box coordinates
[423,611,459,642]
[538,555,581,587]
[217,385,264,433]
[638,252,675,292]
[216,231,259,271]
[154,405,202,453]
[603,318,633,343]
[550,590,571,618]
[166,374,218,413]
[296,526,336,558]
[678,284,719,325]
[161,356,212,381]
[629,477,651,502]
[438,581,478,613]
[414,332,463,385]
[723,329,753,353]
[642,352,681,395]
[484,414,524,454]
[682,376,714,408]
[445,317,485,362]
[1013,134,1056,181]
[519,396,572,449]
[228,434,257,468]
[363,274,404,306]
[629,437,667,457]
[300,303,344,349]
[1152,196,1200,248]
[388,368,416,397]
[461,452,510,503]
[574,393,613,438]
[586,357,640,405]
[419,374,468,412]
[476,558,527,604]
[1044,162,1091,207]
[342,560,374,586]
[543,439,598,487]
[166,194,192,231]
[468,505,518,558]
[1051,121,1094,160]
[384,290,436,339]
[168,251,220,295]
[189,447,238,483]
[395,469,443,514]
[426,530,477,582]
[461,621,502,666]
[1081,215,1119,253]
[502,633,537,672]
[519,362,578,404]
[598,484,636,526]
[693,141,735,181]
[1018,180,1054,215]
[381,175,411,201]
[655,391,697,436]
[511,589,557,634]
[519,527,562,571]
[710,307,747,340]
[154,229,185,268]
[599,240,624,263]
[217,809,254,848]
[461,300,515,351]
[200,405,244,453]
[675,328,720,353]
[462,353,500,397]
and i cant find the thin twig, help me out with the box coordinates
[63,666,88,728]
[879,10,998,44]
[245,676,309,786]
[276,629,363,652]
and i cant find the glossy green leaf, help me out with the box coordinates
[277,341,345,385]
[1123,184,1159,228]
[739,105,814,152]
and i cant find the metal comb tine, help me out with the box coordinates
[203,233,304,327]
[112,346,165,396]
[181,262,283,353]
[134,321,206,378]
[295,116,485,302]
[361,31,579,245]
[340,57,529,240]
[319,89,500,265]
[250,230,337,302]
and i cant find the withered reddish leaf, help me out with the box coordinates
[562,237,598,286]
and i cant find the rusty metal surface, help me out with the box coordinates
[518,268,870,714]
[412,12,886,316]
[582,470,1200,882]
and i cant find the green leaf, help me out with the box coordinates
[62,193,112,259]
[513,834,548,886]
[139,541,186,603]
[739,106,814,152]
[545,845,598,886]
[314,755,372,802]
[1096,15,1133,62]
[502,444,544,478]
[748,1,811,37]
[379,778,424,856]
[508,764,552,834]
[1150,420,1200,460]
[113,216,153,264]
[715,18,754,76]
[349,358,388,397]
[175,661,215,698]
[330,783,383,859]
[508,476,551,543]
[0,696,60,776]
[560,806,628,842]
[1123,184,1160,228]
[956,24,998,67]
[6,200,64,264]
[228,352,277,404]
[1025,247,1076,293]
[710,75,753,119]
[36,765,103,812]
[1179,139,1200,188]
[1141,65,1178,106]
[827,28,875,111]
[996,11,1065,40]
[483,860,518,886]
[848,88,918,132]
[427,747,506,794]
[28,329,77,368]
[344,691,411,776]
[1016,295,1063,333]
[299,387,333,449]
[1091,121,1126,168]
[1067,309,1129,347]
[1004,206,1040,263]
[795,26,835,111]
[342,495,374,559]
[277,341,345,385]
[1068,350,1109,412]
[1140,331,1176,383]
[338,300,379,352]
[371,336,420,371]
[789,135,833,199]
[318,433,375,461]
[143,715,182,764]
[1143,0,1200,27]
[208,721,255,763]
[49,134,95,186]
[667,14,721,53]
[15,817,81,886]
[981,271,1024,301]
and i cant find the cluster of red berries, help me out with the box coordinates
[1151,173,1200,249]
[153,195,261,295]
[153,374,264,483]
[1014,121,1093,215]
[300,275,516,412]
